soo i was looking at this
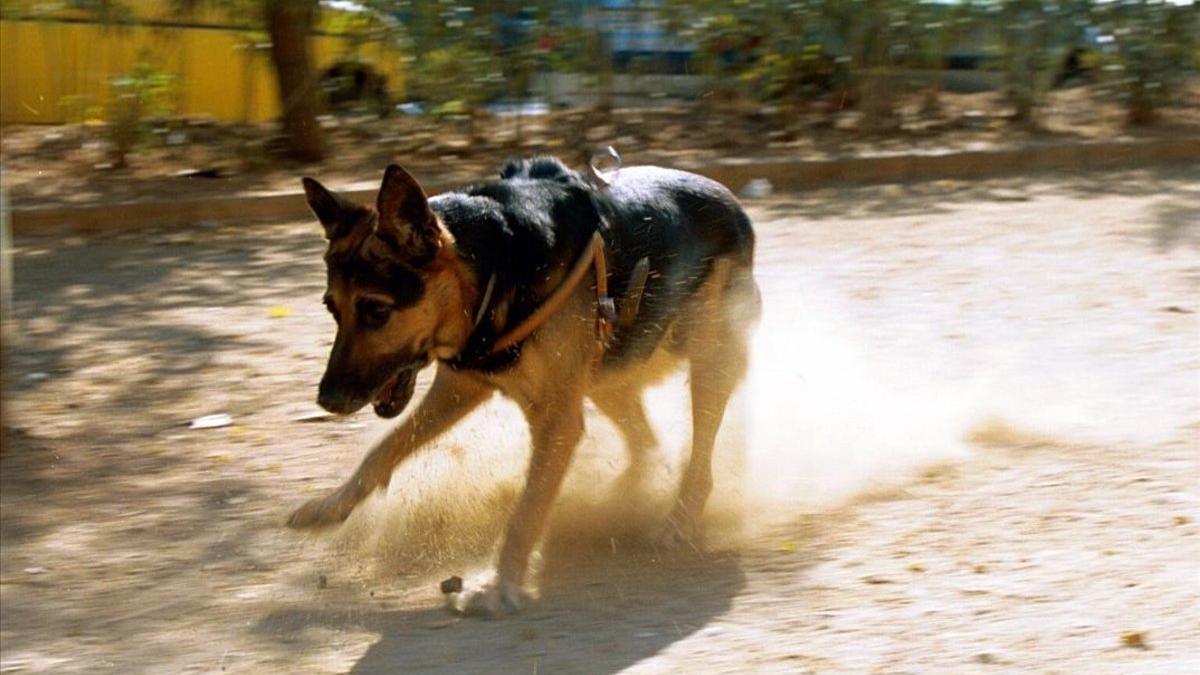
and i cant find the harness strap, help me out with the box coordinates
[489,231,612,355]
[619,256,650,326]
[593,233,616,347]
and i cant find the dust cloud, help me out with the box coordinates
[740,286,975,516]
[328,271,1152,582]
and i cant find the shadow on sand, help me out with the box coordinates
[257,536,747,674]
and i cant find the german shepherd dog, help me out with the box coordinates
[290,157,759,615]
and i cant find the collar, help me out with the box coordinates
[471,273,496,331]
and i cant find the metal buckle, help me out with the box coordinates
[597,296,616,346]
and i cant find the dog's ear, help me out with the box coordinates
[302,177,356,239]
[376,164,440,264]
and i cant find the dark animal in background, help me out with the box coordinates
[321,60,390,116]
[291,156,760,615]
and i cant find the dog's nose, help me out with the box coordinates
[316,390,338,412]
[317,384,352,413]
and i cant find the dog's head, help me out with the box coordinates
[302,165,471,418]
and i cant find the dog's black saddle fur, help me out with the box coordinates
[433,157,754,372]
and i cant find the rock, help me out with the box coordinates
[291,410,335,423]
[1120,632,1149,650]
[190,414,233,430]
[741,178,773,199]
[173,168,222,179]
[439,576,463,594]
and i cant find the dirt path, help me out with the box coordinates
[2,168,1197,673]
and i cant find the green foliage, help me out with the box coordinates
[368,0,566,112]
[665,0,810,100]
[736,45,847,102]
[408,43,503,116]
[665,0,976,122]
[985,0,1072,123]
[655,1,1196,129]
[59,94,103,126]
[1090,0,1198,125]
[106,61,177,167]
[1,0,136,21]
[26,0,1192,133]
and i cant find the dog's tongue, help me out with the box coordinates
[372,367,418,419]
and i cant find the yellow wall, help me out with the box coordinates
[0,18,405,125]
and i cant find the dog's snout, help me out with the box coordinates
[317,379,356,414]
[316,389,340,413]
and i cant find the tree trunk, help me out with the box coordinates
[592,26,614,118]
[264,0,323,162]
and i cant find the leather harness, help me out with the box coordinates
[474,149,642,357]
[486,231,615,355]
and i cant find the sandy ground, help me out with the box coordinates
[1,167,1198,673]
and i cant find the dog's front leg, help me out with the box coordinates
[288,366,492,529]
[454,400,583,616]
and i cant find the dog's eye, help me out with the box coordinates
[357,299,393,328]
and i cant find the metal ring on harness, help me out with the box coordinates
[588,146,621,189]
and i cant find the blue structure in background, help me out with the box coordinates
[591,0,695,74]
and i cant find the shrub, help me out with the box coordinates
[1092,0,1198,125]
[105,62,177,168]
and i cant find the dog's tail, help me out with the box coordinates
[748,277,763,324]
[745,276,764,325]
[725,263,763,327]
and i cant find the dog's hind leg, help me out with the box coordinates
[287,366,493,529]
[659,260,754,548]
[658,339,747,548]
[590,385,657,488]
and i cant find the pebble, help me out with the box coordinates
[741,178,773,199]
[439,576,463,594]
[190,414,233,430]
[1120,631,1149,650]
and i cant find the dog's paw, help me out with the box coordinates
[450,573,526,618]
[655,511,702,550]
[286,487,358,529]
